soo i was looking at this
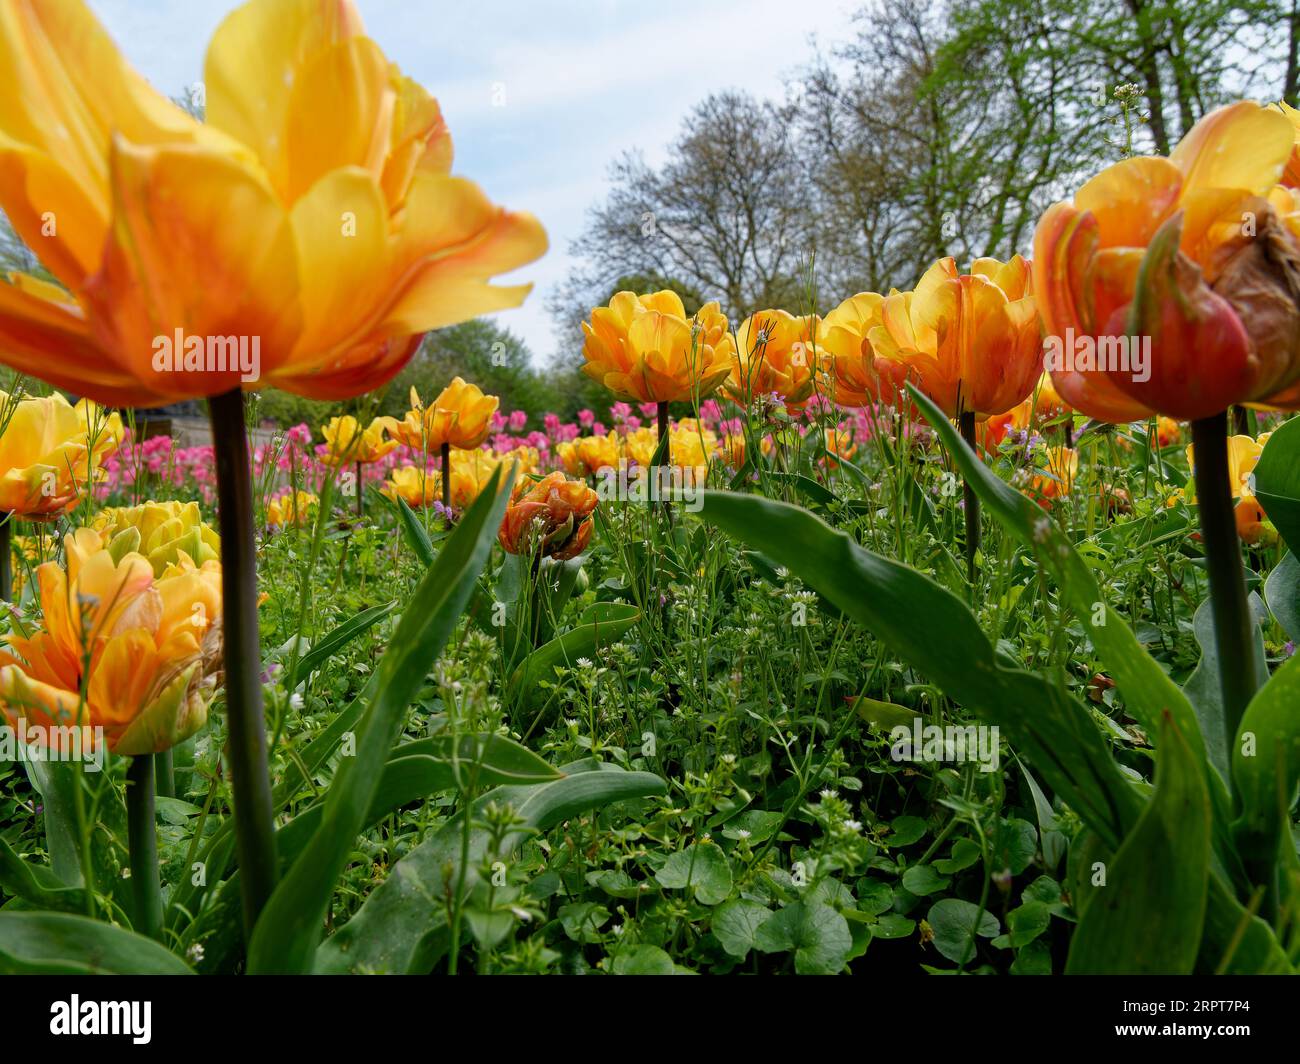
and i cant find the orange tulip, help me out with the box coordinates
[0,0,547,406]
[390,380,498,451]
[729,310,823,407]
[498,472,599,560]
[0,528,221,755]
[581,292,734,403]
[1032,372,1071,420]
[1234,496,1276,546]
[321,415,398,466]
[821,292,886,407]
[1033,101,1300,423]
[0,390,123,519]
[871,256,1040,419]
[1156,416,1182,447]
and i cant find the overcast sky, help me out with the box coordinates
[87,0,857,365]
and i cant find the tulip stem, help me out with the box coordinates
[0,514,10,602]
[126,755,163,940]
[440,442,451,513]
[156,748,175,799]
[657,401,671,520]
[958,411,980,582]
[1191,412,1258,746]
[355,461,364,518]
[208,387,278,940]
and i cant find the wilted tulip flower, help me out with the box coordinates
[0,391,123,519]
[871,256,1041,420]
[0,529,221,755]
[391,380,499,451]
[729,311,823,407]
[93,500,221,575]
[1033,101,1300,422]
[499,472,599,561]
[0,0,547,404]
[321,415,399,466]
[582,292,734,403]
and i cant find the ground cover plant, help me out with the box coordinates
[0,0,1298,980]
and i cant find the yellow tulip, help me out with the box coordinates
[321,415,399,466]
[391,379,498,451]
[581,292,735,403]
[266,489,318,529]
[1185,435,1264,499]
[557,435,620,477]
[0,528,221,755]
[729,311,823,407]
[0,390,123,519]
[382,450,504,511]
[623,422,714,477]
[92,500,220,575]
[381,465,440,510]
[871,256,1041,419]
[822,292,887,408]
[0,0,547,406]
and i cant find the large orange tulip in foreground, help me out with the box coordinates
[1033,101,1300,423]
[0,0,547,404]
[0,0,548,943]
[1033,98,1300,780]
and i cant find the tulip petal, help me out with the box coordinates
[1115,211,1254,420]
[1075,156,1182,250]
[84,139,302,398]
[284,36,395,203]
[1171,101,1292,196]
[204,0,366,191]
[381,172,547,333]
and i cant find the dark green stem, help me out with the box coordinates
[208,387,278,939]
[1190,412,1258,744]
[126,755,163,940]
[155,748,175,799]
[0,515,11,602]
[958,411,980,582]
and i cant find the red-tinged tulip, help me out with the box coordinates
[1033,101,1300,423]
[498,472,598,561]
[871,256,1041,419]
[0,0,547,406]
[0,528,221,755]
